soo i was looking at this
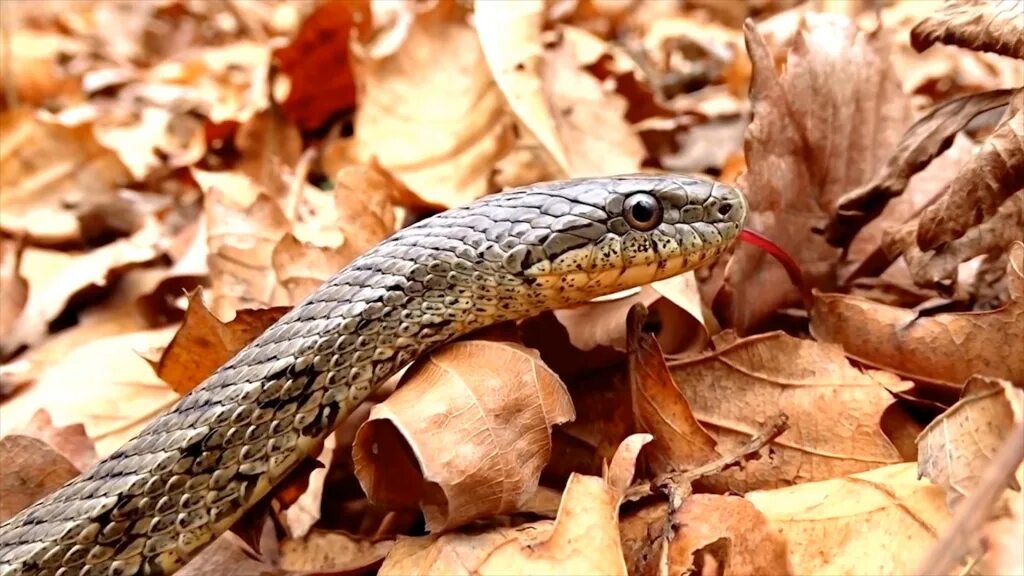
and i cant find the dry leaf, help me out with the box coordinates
[627,306,719,475]
[4,220,165,353]
[724,15,912,330]
[154,290,288,394]
[273,1,358,131]
[829,89,1014,247]
[668,495,791,576]
[11,409,98,472]
[978,488,1024,576]
[916,91,1024,251]
[917,376,1024,509]
[278,529,393,573]
[746,463,953,575]
[0,435,81,523]
[809,243,1024,386]
[911,0,1024,60]
[0,326,180,457]
[352,340,574,532]
[0,238,28,338]
[475,3,644,178]
[0,109,132,244]
[668,331,911,492]
[352,2,512,208]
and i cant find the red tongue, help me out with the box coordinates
[738,229,812,309]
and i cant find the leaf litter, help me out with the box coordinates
[1,1,1023,574]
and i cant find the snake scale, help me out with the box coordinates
[0,174,747,575]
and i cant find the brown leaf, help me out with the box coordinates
[746,463,953,575]
[911,0,1024,60]
[809,244,1024,386]
[4,220,165,353]
[0,327,179,457]
[0,435,81,522]
[669,495,791,576]
[0,237,28,338]
[724,16,912,331]
[12,409,98,472]
[352,340,574,532]
[627,306,719,475]
[916,90,1024,251]
[606,433,654,497]
[278,529,392,574]
[828,89,1015,248]
[917,376,1024,509]
[476,4,644,178]
[352,2,513,208]
[332,163,400,257]
[155,290,288,395]
[668,331,911,492]
[0,109,132,244]
[273,1,358,131]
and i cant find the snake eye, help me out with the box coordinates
[623,193,663,232]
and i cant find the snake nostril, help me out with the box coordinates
[717,203,733,217]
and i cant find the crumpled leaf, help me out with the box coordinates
[668,331,912,492]
[917,376,1024,509]
[911,0,1024,60]
[0,109,132,244]
[723,15,912,331]
[352,340,575,532]
[10,409,98,472]
[0,238,28,338]
[352,1,512,208]
[273,1,358,131]
[476,2,644,178]
[3,220,166,354]
[828,88,1015,248]
[916,90,1024,251]
[0,326,179,457]
[627,305,719,475]
[746,463,953,575]
[379,434,648,576]
[810,242,1024,386]
[0,435,81,523]
[278,529,393,574]
[154,290,288,395]
[667,495,792,576]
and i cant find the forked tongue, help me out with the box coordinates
[738,229,811,309]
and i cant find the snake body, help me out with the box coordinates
[0,175,746,575]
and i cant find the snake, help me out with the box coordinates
[0,174,747,575]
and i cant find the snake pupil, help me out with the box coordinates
[623,193,663,231]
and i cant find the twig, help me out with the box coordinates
[624,412,790,501]
[915,419,1024,576]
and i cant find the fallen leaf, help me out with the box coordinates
[911,0,1024,60]
[627,305,719,475]
[476,3,644,178]
[353,340,575,532]
[0,30,83,108]
[0,109,132,244]
[352,2,513,208]
[978,488,1024,576]
[273,1,358,131]
[917,376,1024,509]
[11,409,98,472]
[4,219,166,353]
[278,529,393,573]
[916,90,1024,251]
[154,290,288,394]
[746,463,953,575]
[828,89,1014,248]
[723,15,913,331]
[0,435,81,523]
[809,243,1024,386]
[668,331,912,492]
[667,495,791,576]
[0,326,180,457]
[0,237,28,338]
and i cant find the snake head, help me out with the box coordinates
[490,174,748,300]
